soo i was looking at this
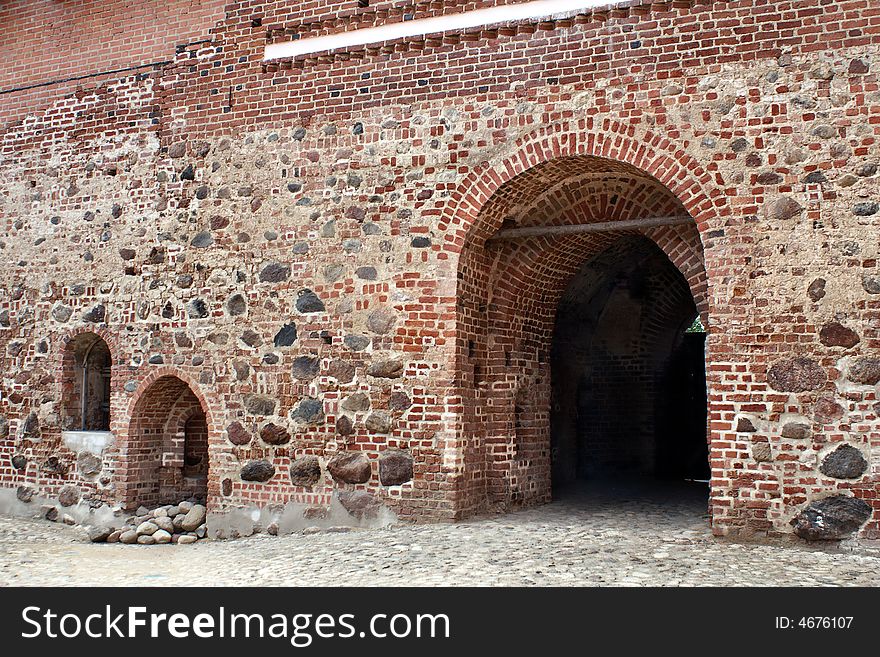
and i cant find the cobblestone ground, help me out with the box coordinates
[2,481,879,587]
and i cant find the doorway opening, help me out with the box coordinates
[454,152,711,517]
[126,375,209,509]
[550,236,708,500]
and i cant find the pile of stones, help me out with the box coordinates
[90,501,207,545]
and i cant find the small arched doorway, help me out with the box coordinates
[124,375,210,509]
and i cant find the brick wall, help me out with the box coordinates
[0,0,228,129]
[0,0,879,540]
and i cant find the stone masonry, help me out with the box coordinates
[0,0,879,541]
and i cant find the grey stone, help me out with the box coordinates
[76,452,104,477]
[88,526,113,543]
[814,398,845,423]
[853,202,878,216]
[51,303,73,322]
[240,329,261,348]
[767,197,803,221]
[327,452,372,484]
[260,262,291,283]
[327,359,356,383]
[244,394,277,416]
[11,453,27,470]
[389,391,412,412]
[187,298,209,319]
[365,412,392,433]
[191,231,214,248]
[820,445,868,479]
[324,264,344,282]
[58,485,80,507]
[862,275,880,295]
[82,304,106,323]
[791,496,872,540]
[291,355,320,381]
[136,521,159,536]
[154,516,174,533]
[811,124,837,139]
[752,443,772,463]
[227,294,247,316]
[137,534,157,545]
[344,334,370,351]
[848,358,880,385]
[368,358,404,378]
[857,162,877,177]
[289,456,322,487]
[178,535,198,544]
[296,289,325,313]
[355,266,377,280]
[153,529,172,544]
[337,490,380,519]
[341,392,370,412]
[379,450,414,485]
[367,308,397,334]
[21,411,40,437]
[274,323,298,347]
[336,415,354,436]
[807,278,826,302]
[781,422,811,440]
[241,460,275,482]
[767,357,826,392]
[16,486,34,503]
[180,504,207,531]
[119,530,138,544]
[291,398,324,424]
[736,417,756,433]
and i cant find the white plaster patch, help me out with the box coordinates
[61,430,115,454]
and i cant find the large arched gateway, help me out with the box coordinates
[450,150,712,519]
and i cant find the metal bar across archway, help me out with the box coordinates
[486,215,694,241]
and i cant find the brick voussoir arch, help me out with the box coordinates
[56,325,122,371]
[116,367,218,509]
[439,118,726,251]
[124,367,216,433]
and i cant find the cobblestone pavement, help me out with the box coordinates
[2,481,880,587]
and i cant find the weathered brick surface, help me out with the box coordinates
[0,0,879,539]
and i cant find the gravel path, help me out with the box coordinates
[2,482,879,587]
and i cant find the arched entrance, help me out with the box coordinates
[550,235,708,489]
[452,152,710,517]
[123,375,210,509]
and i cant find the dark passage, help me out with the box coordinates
[550,236,708,495]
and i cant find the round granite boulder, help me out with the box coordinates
[819,445,868,479]
[327,451,371,484]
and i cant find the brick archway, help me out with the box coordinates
[444,121,722,518]
[117,371,214,509]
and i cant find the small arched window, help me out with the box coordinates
[62,333,112,431]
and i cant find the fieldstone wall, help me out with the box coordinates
[0,0,878,540]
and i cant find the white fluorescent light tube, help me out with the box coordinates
[265,0,626,60]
